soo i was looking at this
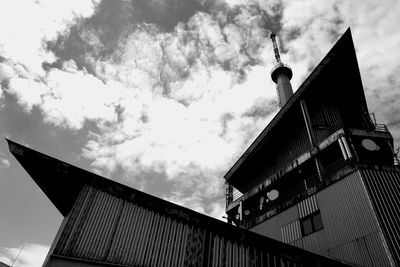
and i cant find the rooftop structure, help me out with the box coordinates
[270,33,293,108]
[224,28,400,266]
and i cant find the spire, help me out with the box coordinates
[270,33,293,108]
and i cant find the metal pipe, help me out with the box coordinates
[300,99,323,181]
[341,136,352,159]
[338,137,349,160]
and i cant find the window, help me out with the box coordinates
[300,211,323,236]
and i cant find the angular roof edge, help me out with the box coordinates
[6,138,248,227]
[224,28,364,182]
[7,138,348,266]
[7,138,226,223]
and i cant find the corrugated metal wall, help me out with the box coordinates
[310,105,342,144]
[250,170,393,267]
[315,170,391,266]
[361,167,400,266]
[259,106,311,180]
[298,195,318,218]
[277,123,310,167]
[251,202,299,242]
[281,220,301,243]
[52,184,342,267]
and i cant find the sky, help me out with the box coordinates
[0,0,399,266]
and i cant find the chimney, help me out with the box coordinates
[270,33,293,108]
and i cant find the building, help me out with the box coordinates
[224,28,400,266]
[7,139,346,266]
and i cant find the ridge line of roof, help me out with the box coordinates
[224,28,353,181]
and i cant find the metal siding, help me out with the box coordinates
[310,105,342,144]
[364,232,393,267]
[361,168,400,266]
[281,220,301,244]
[251,203,299,241]
[298,195,318,218]
[54,185,91,255]
[312,170,392,266]
[325,231,392,267]
[291,239,303,249]
[274,123,310,172]
[52,185,343,267]
[317,171,380,247]
[263,171,393,266]
[301,229,328,254]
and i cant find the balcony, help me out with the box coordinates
[226,157,353,229]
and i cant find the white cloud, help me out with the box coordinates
[279,0,400,147]
[0,0,103,124]
[0,158,10,168]
[0,243,50,267]
[0,0,100,75]
[209,202,227,221]
[2,0,400,221]
[81,0,400,220]
[41,61,119,129]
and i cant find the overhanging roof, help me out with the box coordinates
[7,139,249,225]
[8,138,224,222]
[7,139,99,216]
[6,140,348,266]
[224,28,368,184]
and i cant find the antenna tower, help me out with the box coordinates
[270,33,281,63]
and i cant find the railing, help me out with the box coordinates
[232,188,243,202]
[227,157,353,227]
[245,160,355,229]
[226,185,244,207]
[374,123,389,133]
[394,155,400,166]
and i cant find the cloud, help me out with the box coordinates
[0,243,50,267]
[278,0,400,147]
[0,158,10,168]
[2,0,400,221]
[67,5,282,216]
[0,0,100,76]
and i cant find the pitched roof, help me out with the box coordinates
[224,28,367,186]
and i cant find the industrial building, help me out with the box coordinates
[7,139,345,266]
[8,27,398,267]
[224,28,400,266]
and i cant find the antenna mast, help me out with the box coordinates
[269,32,293,108]
[270,33,281,63]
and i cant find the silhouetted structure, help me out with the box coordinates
[8,140,346,266]
[224,29,400,266]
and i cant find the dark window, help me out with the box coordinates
[300,211,323,236]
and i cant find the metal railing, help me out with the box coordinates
[227,157,353,227]
[226,157,350,208]
[232,188,243,202]
[374,123,389,133]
